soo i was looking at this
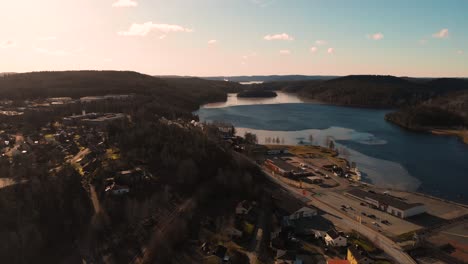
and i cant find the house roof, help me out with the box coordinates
[214,245,227,258]
[291,206,317,216]
[267,158,298,172]
[326,229,342,239]
[348,245,371,261]
[284,215,333,233]
[347,189,424,211]
[327,259,350,264]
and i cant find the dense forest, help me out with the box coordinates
[237,90,277,98]
[0,71,242,113]
[385,89,468,130]
[255,75,468,130]
[0,71,263,263]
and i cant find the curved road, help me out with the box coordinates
[262,167,417,264]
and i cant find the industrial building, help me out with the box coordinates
[347,189,425,218]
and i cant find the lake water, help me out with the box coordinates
[196,92,468,204]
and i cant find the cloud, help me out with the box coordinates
[279,49,291,55]
[310,46,318,53]
[432,28,449,39]
[112,0,138,7]
[315,40,327,45]
[241,52,257,63]
[367,32,384,40]
[159,35,166,40]
[37,36,57,41]
[264,33,294,41]
[457,50,464,55]
[118,22,193,36]
[34,47,77,56]
[208,39,218,45]
[327,48,334,54]
[0,40,15,48]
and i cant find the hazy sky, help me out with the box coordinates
[1,0,467,77]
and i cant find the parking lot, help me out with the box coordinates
[316,191,423,237]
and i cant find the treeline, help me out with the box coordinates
[385,105,467,130]
[237,90,277,98]
[385,89,468,130]
[0,71,242,113]
[255,75,468,108]
[0,165,93,263]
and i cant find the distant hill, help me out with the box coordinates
[0,72,16,77]
[257,75,468,108]
[0,71,242,113]
[237,90,277,98]
[201,75,339,83]
[386,89,468,130]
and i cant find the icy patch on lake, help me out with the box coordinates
[235,127,420,191]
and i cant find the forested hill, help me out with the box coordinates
[385,89,468,130]
[0,71,242,112]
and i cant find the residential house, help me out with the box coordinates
[347,246,374,264]
[289,206,318,220]
[324,229,347,247]
[236,200,253,215]
[275,250,303,264]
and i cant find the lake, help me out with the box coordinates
[196,92,468,204]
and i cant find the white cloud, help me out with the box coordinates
[310,46,318,53]
[264,33,294,41]
[0,40,15,48]
[241,52,257,63]
[279,49,291,55]
[208,39,218,45]
[315,40,327,45]
[327,48,334,54]
[367,32,384,40]
[457,50,464,55]
[159,35,167,40]
[34,47,76,56]
[432,28,449,39]
[112,0,138,7]
[118,22,193,36]
[37,36,57,41]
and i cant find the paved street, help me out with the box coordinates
[262,168,417,264]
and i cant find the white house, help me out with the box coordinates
[235,200,253,215]
[324,230,347,247]
[289,206,318,220]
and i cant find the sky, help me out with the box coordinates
[1,0,467,77]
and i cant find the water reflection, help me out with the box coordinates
[202,91,305,108]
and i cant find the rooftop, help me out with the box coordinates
[347,189,424,210]
[267,158,298,172]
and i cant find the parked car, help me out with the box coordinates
[381,220,391,225]
[361,212,367,216]
[360,202,367,206]
[368,214,377,219]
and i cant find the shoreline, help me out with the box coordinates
[431,129,468,144]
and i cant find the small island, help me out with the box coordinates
[237,90,277,98]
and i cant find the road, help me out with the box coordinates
[262,167,417,264]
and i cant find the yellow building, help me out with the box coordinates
[347,246,374,264]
